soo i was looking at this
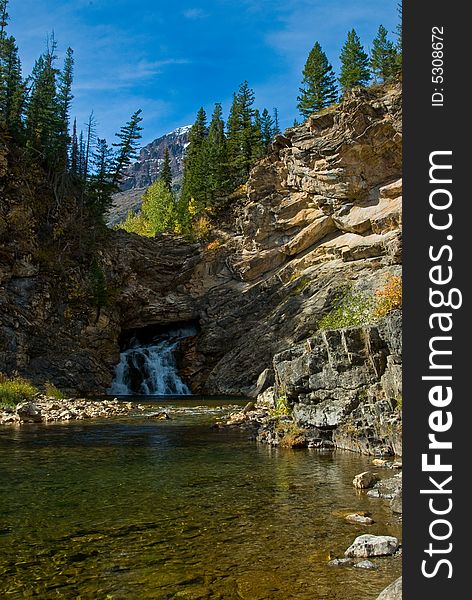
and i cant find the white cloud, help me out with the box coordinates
[182,8,208,20]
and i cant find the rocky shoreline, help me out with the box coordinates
[0,396,145,425]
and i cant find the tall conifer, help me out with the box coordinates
[0,36,24,133]
[260,108,274,148]
[25,37,62,162]
[226,81,259,186]
[297,41,337,118]
[370,25,398,82]
[180,107,208,212]
[87,138,115,218]
[56,47,74,165]
[206,102,228,204]
[339,29,371,94]
[112,109,143,184]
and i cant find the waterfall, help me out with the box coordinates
[109,326,196,395]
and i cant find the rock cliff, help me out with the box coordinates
[1,81,402,453]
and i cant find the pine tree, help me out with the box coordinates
[260,108,274,148]
[226,92,241,188]
[87,137,115,218]
[56,47,74,165]
[83,111,96,181]
[112,109,142,184]
[273,108,280,136]
[0,0,8,39]
[339,29,371,94]
[0,35,24,134]
[394,2,402,72]
[78,130,85,178]
[370,25,398,82]
[70,118,78,176]
[206,102,228,204]
[0,2,24,134]
[297,42,337,118]
[238,81,257,175]
[160,146,172,191]
[180,107,208,212]
[25,37,62,162]
[226,81,258,186]
[252,108,264,160]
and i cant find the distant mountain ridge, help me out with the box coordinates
[108,125,191,225]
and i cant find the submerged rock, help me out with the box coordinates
[327,558,354,567]
[345,513,375,525]
[354,560,378,569]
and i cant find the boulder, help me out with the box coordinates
[376,576,402,600]
[390,487,402,514]
[353,471,380,489]
[368,474,402,499]
[344,534,399,558]
[16,401,43,423]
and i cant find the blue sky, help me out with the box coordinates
[9,0,399,146]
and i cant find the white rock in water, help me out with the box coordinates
[354,560,377,569]
[352,471,380,489]
[345,534,399,558]
[376,576,402,599]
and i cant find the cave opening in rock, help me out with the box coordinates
[109,321,199,396]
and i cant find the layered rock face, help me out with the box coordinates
[271,311,402,455]
[1,82,402,452]
[193,82,402,397]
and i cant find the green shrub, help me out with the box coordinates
[318,276,403,331]
[0,374,38,408]
[318,289,376,330]
[44,382,64,400]
[270,394,291,417]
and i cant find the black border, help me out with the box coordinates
[404,1,467,596]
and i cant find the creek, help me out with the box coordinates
[0,398,401,599]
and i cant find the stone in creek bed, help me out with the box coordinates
[372,458,389,467]
[345,513,375,525]
[15,401,43,422]
[390,487,402,514]
[354,560,378,569]
[344,534,400,558]
[147,411,170,420]
[352,471,380,489]
[327,558,354,567]
[367,474,402,499]
[376,576,402,600]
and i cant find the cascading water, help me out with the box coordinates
[109,325,196,395]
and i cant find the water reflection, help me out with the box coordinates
[0,400,401,599]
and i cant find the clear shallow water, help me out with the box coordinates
[0,399,401,599]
